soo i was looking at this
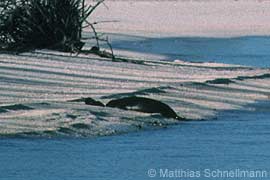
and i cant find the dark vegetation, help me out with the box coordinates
[0,0,152,62]
[0,0,107,53]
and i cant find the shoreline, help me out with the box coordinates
[95,33,270,68]
[0,0,269,137]
[0,48,269,137]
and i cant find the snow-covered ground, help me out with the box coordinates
[0,0,269,137]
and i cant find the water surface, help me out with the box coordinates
[1,101,270,180]
[111,36,270,68]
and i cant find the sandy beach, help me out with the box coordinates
[90,0,270,64]
[1,1,270,180]
[92,0,270,37]
[0,0,269,137]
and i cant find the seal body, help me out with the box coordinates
[106,96,183,120]
[84,97,105,107]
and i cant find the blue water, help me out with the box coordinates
[112,36,270,68]
[1,101,270,180]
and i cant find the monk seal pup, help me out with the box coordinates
[106,96,184,120]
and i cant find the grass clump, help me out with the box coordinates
[0,0,103,52]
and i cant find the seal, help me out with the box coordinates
[106,96,184,120]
